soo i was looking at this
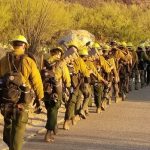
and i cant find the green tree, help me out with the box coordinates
[0,0,12,42]
[10,0,72,53]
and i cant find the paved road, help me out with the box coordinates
[21,86,150,150]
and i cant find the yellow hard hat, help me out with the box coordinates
[67,40,83,49]
[92,42,101,49]
[145,43,150,48]
[50,46,64,54]
[127,42,133,48]
[11,35,29,46]
[120,41,127,48]
[138,43,145,49]
[78,47,88,56]
[102,44,111,51]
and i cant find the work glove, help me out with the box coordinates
[33,98,44,114]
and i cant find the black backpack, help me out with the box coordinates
[0,53,25,104]
[41,60,57,95]
[41,60,62,103]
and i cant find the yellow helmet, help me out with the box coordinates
[120,41,127,48]
[127,42,133,48]
[92,42,101,49]
[11,35,29,46]
[67,39,83,49]
[50,46,64,54]
[138,43,145,49]
[145,43,150,48]
[78,47,88,56]
[102,44,111,51]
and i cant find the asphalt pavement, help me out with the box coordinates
[0,86,150,150]
[22,86,150,150]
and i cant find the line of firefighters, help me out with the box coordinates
[41,40,150,142]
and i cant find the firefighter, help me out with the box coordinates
[0,35,44,150]
[42,47,71,142]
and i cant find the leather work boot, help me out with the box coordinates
[122,93,126,101]
[108,98,112,105]
[63,120,71,130]
[85,109,89,116]
[101,99,107,111]
[44,130,54,143]
[135,85,139,90]
[115,96,122,103]
[53,125,58,135]
[79,109,86,119]
[96,107,102,114]
[72,115,81,125]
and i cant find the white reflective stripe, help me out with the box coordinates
[23,91,30,94]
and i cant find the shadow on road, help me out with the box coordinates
[126,86,150,103]
[25,130,150,150]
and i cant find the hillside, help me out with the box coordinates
[64,0,149,7]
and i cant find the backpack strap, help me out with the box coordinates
[7,53,13,73]
[7,52,24,73]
